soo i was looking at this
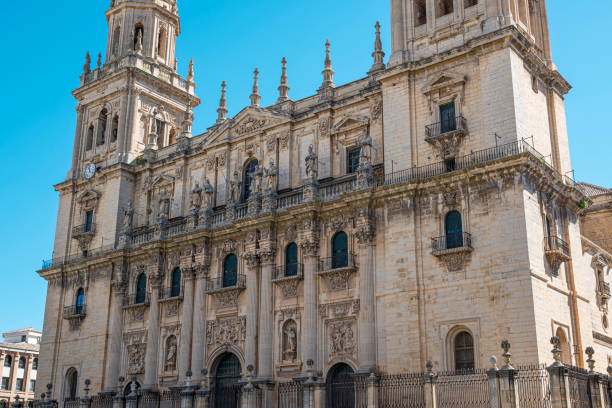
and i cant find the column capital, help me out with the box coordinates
[243,252,260,268]
[299,239,320,257]
[259,248,277,265]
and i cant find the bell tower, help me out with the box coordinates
[68,0,198,180]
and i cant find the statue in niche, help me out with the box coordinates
[122,201,134,229]
[282,320,298,361]
[229,170,241,203]
[158,189,170,221]
[190,182,202,210]
[264,159,278,193]
[305,145,318,181]
[358,131,373,164]
[203,179,214,209]
[165,336,177,372]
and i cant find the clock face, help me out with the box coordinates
[84,163,96,179]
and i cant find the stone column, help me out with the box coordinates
[143,276,162,389]
[300,241,319,371]
[69,106,85,178]
[104,281,127,392]
[244,254,260,370]
[258,250,276,379]
[357,222,376,371]
[367,371,379,408]
[10,353,19,394]
[190,267,208,384]
[389,0,406,67]
[23,355,32,399]
[178,271,196,383]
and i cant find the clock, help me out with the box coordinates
[84,163,97,179]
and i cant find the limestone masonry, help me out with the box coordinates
[37,0,612,405]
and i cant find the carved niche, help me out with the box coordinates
[281,320,298,362]
[124,330,147,375]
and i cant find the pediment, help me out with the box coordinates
[423,71,467,94]
[332,115,370,134]
[78,189,101,203]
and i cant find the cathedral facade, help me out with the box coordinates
[37,0,612,405]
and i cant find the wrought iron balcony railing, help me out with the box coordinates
[544,236,570,258]
[204,274,247,293]
[432,232,473,254]
[71,223,96,237]
[318,253,357,273]
[159,286,183,300]
[63,305,86,318]
[122,293,150,307]
[272,264,304,281]
[426,116,467,139]
[601,282,611,298]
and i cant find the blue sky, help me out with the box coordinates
[0,1,609,335]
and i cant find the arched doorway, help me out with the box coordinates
[212,354,242,408]
[556,328,571,365]
[326,363,355,408]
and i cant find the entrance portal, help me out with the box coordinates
[212,353,242,408]
[326,363,355,408]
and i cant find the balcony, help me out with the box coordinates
[425,116,468,158]
[317,253,358,291]
[544,236,571,271]
[431,233,473,272]
[204,274,247,308]
[600,282,611,299]
[63,305,86,319]
[72,223,96,238]
[159,286,183,301]
[272,264,304,298]
[122,294,150,308]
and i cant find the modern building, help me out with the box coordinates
[0,329,41,407]
[37,0,612,406]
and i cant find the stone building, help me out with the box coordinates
[0,329,41,407]
[37,0,612,405]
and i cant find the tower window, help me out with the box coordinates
[347,147,361,174]
[111,115,119,143]
[414,0,427,26]
[96,109,108,146]
[134,24,144,50]
[464,0,477,7]
[454,331,475,370]
[32,358,38,371]
[86,125,94,151]
[223,254,238,288]
[112,26,121,56]
[157,26,167,58]
[437,0,454,17]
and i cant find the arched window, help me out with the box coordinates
[445,211,463,249]
[75,288,85,314]
[243,159,259,201]
[170,268,181,298]
[556,328,571,365]
[3,356,11,367]
[454,331,475,370]
[157,26,167,58]
[135,273,147,304]
[156,119,165,148]
[65,368,78,399]
[285,243,298,277]
[168,128,176,145]
[112,26,121,56]
[332,232,349,269]
[96,109,108,146]
[32,358,38,371]
[223,254,238,288]
[18,357,26,369]
[414,0,427,26]
[111,115,119,143]
[86,125,94,151]
[134,24,144,50]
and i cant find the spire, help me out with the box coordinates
[181,97,194,138]
[321,40,335,88]
[83,51,91,75]
[369,21,386,74]
[250,68,261,107]
[217,81,228,123]
[188,58,194,82]
[277,58,290,103]
[96,53,102,70]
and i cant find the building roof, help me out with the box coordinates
[576,182,612,198]
[0,341,40,353]
[2,328,41,335]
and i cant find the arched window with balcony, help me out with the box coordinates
[285,243,298,277]
[243,159,259,201]
[170,268,181,298]
[223,254,238,288]
[332,232,349,269]
[135,273,147,304]
[75,288,84,315]
[445,211,463,249]
[453,331,475,370]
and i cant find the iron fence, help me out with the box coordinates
[278,381,303,408]
[63,399,79,408]
[378,373,425,408]
[122,293,150,307]
[90,394,113,408]
[354,375,369,408]
[544,236,570,257]
[204,274,247,293]
[63,305,86,318]
[436,369,491,408]
[72,223,96,237]
[159,286,183,300]
[567,366,591,408]
[318,252,357,272]
[426,116,467,139]
[431,233,473,254]
[272,264,304,280]
[158,390,181,408]
[516,364,552,408]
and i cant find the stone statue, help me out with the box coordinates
[358,131,373,163]
[305,145,318,181]
[122,201,134,229]
[203,178,214,209]
[127,344,145,375]
[165,337,177,372]
[229,170,241,203]
[190,182,202,210]
[135,29,143,52]
[249,164,263,196]
[158,189,170,221]
[265,159,278,193]
[283,322,298,361]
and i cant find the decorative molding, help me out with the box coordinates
[327,319,356,359]
[234,117,267,136]
[206,316,246,346]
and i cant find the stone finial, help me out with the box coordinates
[501,340,514,369]
[188,58,194,82]
[181,97,194,138]
[84,379,91,397]
[46,383,53,399]
[369,21,386,74]
[250,68,261,107]
[550,336,562,365]
[277,57,290,103]
[96,53,102,69]
[321,40,335,88]
[490,356,499,370]
[83,51,91,75]
[174,58,178,71]
[585,347,595,372]
[426,361,434,373]
[217,81,228,123]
